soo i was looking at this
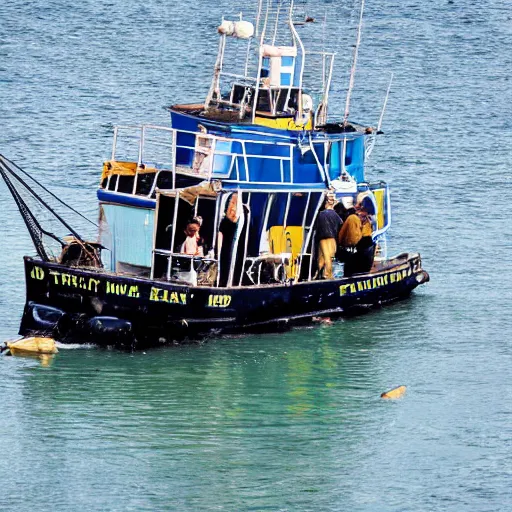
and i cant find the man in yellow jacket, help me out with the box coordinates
[337,197,375,276]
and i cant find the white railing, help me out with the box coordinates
[107,124,302,198]
[105,123,368,201]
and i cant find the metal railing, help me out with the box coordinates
[106,124,304,198]
[104,124,372,206]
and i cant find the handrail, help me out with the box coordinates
[219,72,259,82]
[111,123,366,159]
[104,124,368,202]
[113,124,298,146]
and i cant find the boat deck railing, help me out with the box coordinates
[104,124,328,198]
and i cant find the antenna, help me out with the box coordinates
[343,0,365,126]
[377,72,393,132]
[365,73,394,160]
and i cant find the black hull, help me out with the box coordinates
[20,255,429,349]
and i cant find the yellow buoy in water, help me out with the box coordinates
[381,385,407,399]
[6,337,58,355]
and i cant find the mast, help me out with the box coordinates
[343,0,365,126]
[204,33,227,111]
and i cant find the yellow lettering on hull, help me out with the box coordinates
[339,268,412,296]
[30,266,45,280]
[30,266,142,300]
[149,287,187,305]
[207,294,232,307]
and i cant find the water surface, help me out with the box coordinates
[1,0,511,510]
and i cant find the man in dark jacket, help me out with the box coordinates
[316,192,342,279]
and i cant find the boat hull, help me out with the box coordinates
[20,255,428,349]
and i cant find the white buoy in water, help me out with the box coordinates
[6,337,58,355]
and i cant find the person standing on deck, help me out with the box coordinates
[337,196,375,276]
[354,199,376,274]
[217,193,240,287]
[316,192,342,279]
[337,196,362,276]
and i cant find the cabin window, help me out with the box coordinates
[107,175,118,191]
[154,172,201,196]
[274,88,299,113]
[287,194,308,226]
[241,192,315,284]
[305,193,323,229]
[212,191,256,287]
[153,194,195,279]
[117,175,135,194]
[287,89,300,111]
[135,173,155,196]
[154,195,176,254]
[155,171,175,191]
[171,200,197,253]
[260,57,270,78]
[265,193,289,255]
[256,89,272,112]
[266,193,287,230]
[153,193,218,281]
[231,84,254,108]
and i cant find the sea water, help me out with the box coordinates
[1,0,511,510]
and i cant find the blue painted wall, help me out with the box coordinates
[328,138,365,183]
[101,204,155,269]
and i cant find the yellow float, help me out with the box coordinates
[6,337,58,355]
[381,385,407,399]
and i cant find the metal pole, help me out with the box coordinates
[166,192,179,281]
[378,73,393,132]
[239,193,251,286]
[343,0,365,126]
[111,126,118,161]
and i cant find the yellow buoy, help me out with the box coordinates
[6,337,58,355]
[381,385,407,399]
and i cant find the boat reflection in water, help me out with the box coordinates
[1,0,428,348]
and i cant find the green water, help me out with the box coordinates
[1,0,512,509]
[4,295,507,511]
[2,327,406,511]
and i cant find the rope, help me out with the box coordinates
[0,156,102,266]
[0,154,98,228]
[0,160,54,260]
[0,156,84,241]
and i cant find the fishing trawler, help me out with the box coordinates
[1,0,428,348]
